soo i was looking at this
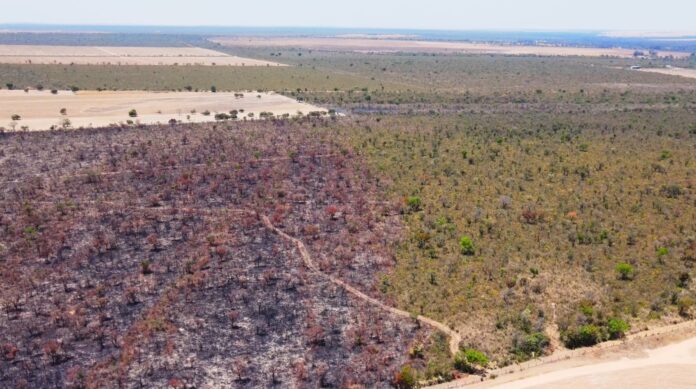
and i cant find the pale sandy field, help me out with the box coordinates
[639,67,696,80]
[482,336,696,389]
[0,90,326,131]
[212,37,691,58]
[0,45,282,66]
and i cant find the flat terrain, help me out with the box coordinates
[212,37,691,58]
[443,321,696,388]
[0,45,282,66]
[639,67,696,80]
[0,90,326,131]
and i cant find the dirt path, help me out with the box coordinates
[259,214,462,355]
[430,319,696,388]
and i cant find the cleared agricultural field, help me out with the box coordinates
[639,67,696,80]
[0,90,325,131]
[0,45,281,66]
[212,36,691,58]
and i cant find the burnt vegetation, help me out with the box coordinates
[0,120,432,388]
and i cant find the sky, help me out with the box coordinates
[2,0,695,32]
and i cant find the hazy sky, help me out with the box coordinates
[2,0,695,31]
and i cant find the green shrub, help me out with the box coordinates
[513,332,549,359]
[615,262,634,280]
[460,236,475,256]
[563,324,603,348]
[454,349,489,373]
[128,109,138,118]
[607,318,630,339]
[406,196,422,212]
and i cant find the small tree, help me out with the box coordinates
[60,108,67,115]
[615,262,634,280]
[210,85,217,93]
[128,109,138,118]
[11,114,21,121]
[460,236,475,256]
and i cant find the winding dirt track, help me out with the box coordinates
[259,214,462,355]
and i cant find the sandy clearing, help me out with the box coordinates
[212,37,690,58]
[0,45,283,66]
[638,67,696,80]
[482,336,696,389]
[431,320,696,389]
[0,90,326,131]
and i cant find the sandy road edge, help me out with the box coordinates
[429,319,696,388]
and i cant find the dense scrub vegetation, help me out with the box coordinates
[339,110,695,366]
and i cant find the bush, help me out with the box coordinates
[607,318,630,339]
[563,324,603,349]
[677,296,694,317]
[460,236,475,256]
[393,365,416,388]
[128,109,138,118]
[660,185,683,198]
[615,262,634,280]
[513,332,549,359]
[454,349,489,373]
[10,114,21,121]
[405,196,422,212]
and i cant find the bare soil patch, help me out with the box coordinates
[638,67,696,80]
[0,90,326,131]
[212,37,690,58]
[0,45,282,66]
